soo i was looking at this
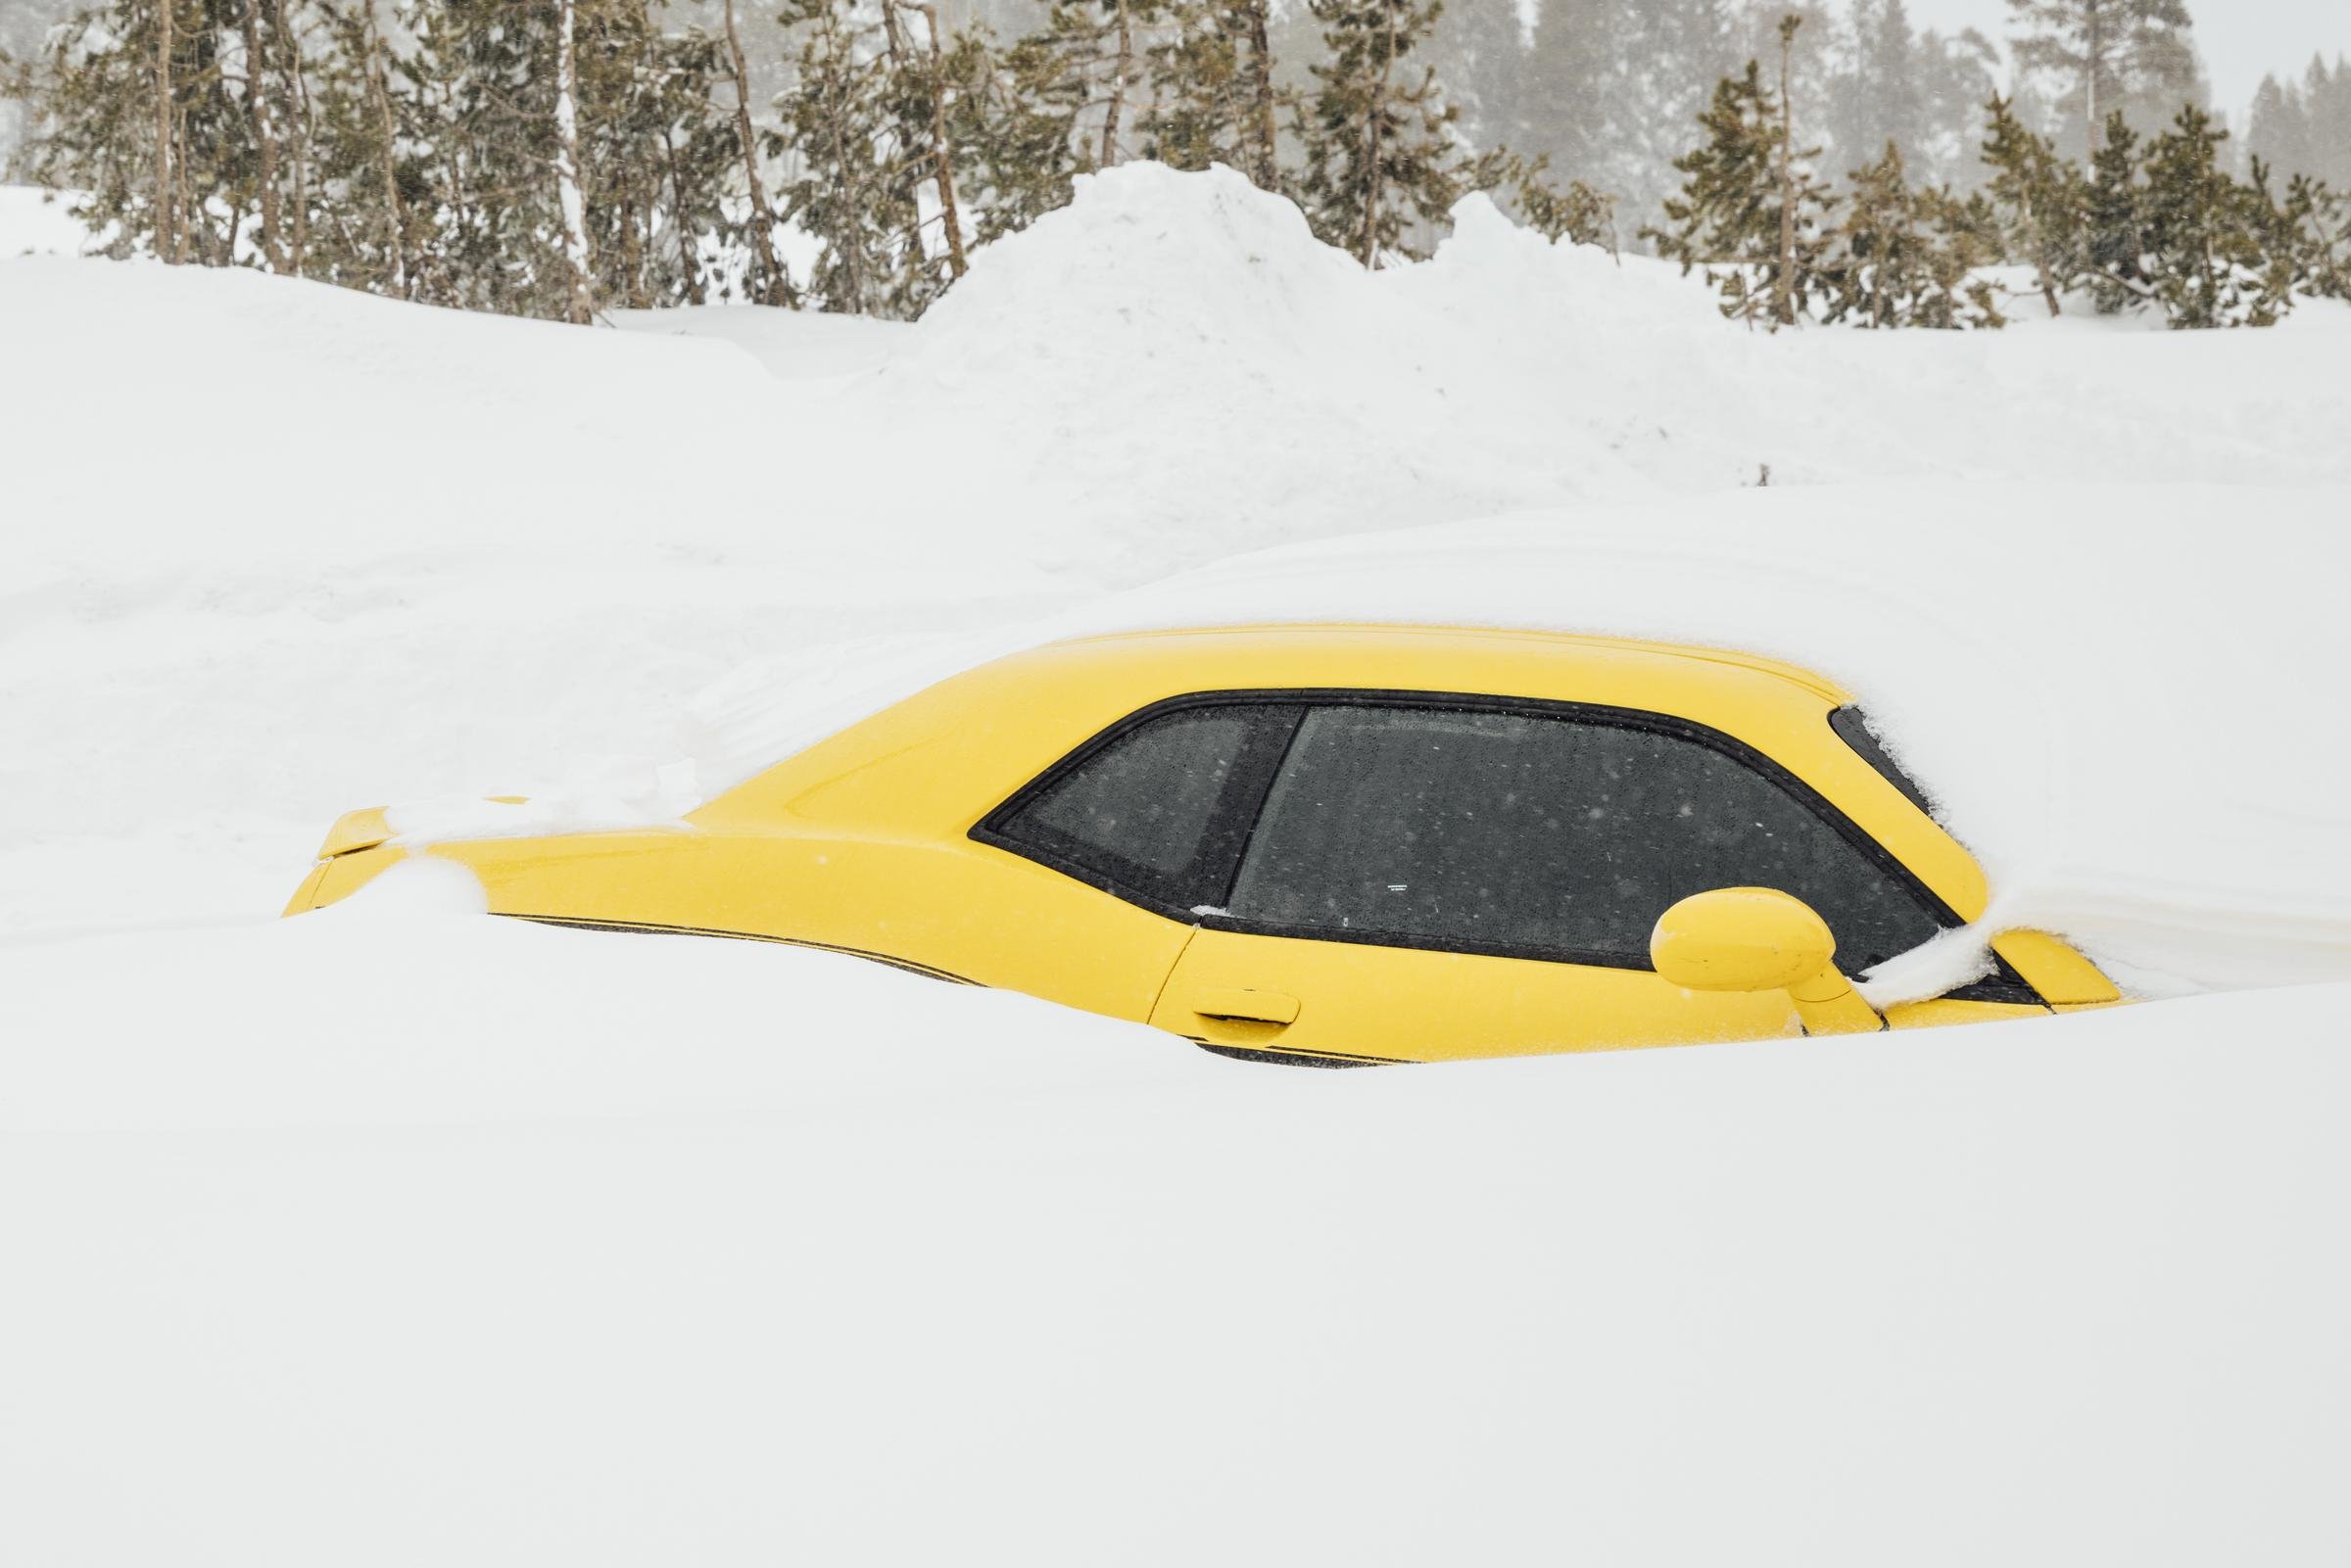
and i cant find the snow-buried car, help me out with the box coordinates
[287,625,2121,1065]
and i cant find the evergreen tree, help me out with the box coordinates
[2246,71,2310,184]
[1142,0,1281,182]
[12,0,284,269]
[1517,0,1627,191]
[2247,56,2351,192]
[1498,153,1615,248]
[1910,27,2000,190]
[1029,0,1163,166]
[1645,47,1839,326]
[1424,0,1523,152]
[2002,0,2198,158]
[2138,104,2284,328]
[719,0,793,306]
[1519,0,1737,241]
[1294,0,1463,267]
[776,0,897,315]
[1827,140,2001,328]
[1981,90,2085,315]
[1827,0,1924,178]
[2084,110,2147,312]
[946,25,1084,243]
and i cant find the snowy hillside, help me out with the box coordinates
[6,165,2351,1563]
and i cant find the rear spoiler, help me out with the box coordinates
[317,807,394,859]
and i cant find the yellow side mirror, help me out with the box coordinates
[1650,887,1883,1036]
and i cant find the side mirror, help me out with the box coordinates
[1650,887,1883,1036]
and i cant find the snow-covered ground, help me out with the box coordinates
[6,166,2351,1561]
[7,871,2351,1564]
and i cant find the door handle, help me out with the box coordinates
[1192,987,1301,1025]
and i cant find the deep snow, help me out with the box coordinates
[5,163,2351,1563]
[5,880,2351,1565]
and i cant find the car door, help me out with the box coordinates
[1144,695,2032,1065]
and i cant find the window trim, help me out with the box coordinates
[973,689,2041,1004]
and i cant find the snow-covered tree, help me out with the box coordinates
[2138,105,2287,328]
[1826,140,2001,328]
[1981,91,2086,315]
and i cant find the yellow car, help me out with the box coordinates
[287,625,2120,1065]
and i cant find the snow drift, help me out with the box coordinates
[6,902,2351,1565]
[7,156,2351,1568]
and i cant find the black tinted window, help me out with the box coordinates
[992,705,1292,909]
[1831,707,1938,818]
[1226,704,1945,973]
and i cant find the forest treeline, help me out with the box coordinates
[3,0,2346,330]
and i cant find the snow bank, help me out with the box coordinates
[0,185,96,257]
[5,914,2351,1563]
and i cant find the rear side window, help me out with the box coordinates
[1225,703,1947,974]
[1830,707,1939,818]
[985,704,1297,910]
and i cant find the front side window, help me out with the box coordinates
[1224,703,1947,973]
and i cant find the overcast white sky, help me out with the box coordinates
[1903,0,2351,118]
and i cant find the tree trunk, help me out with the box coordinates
[155,0,178,262]
[1360,0,1394,267]
[917,3,967,279]
[1100,0,1131,166]
[239,0,282,268]
[723,0,792,306]
[553,0,598,324]
[2085,5,2102,154]
[174,99,194,261]
[1774,16,1799,326]
[1243,0,1279,192]
[361,0,408,295]
[822,42,869,315]
[268,0,312,274]
[661,126,705,306]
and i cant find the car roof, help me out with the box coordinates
[1049,622,1855,706]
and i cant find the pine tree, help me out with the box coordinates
[777,0,895,315]
[1828,0,1923,178]
[721,0,793,306]
[1497,153,1615,248]
[1295,0,1463,267]
[2138,104,2284,328]
[1981,90,2085,315]
[1645,50,1838,326]
[1517,0,1626,195]
[1420,0,1522,153]
[1827,140,2001,328]
[2084,110,2147,312]
[11,0,291,269]
[1142,0,1280,180]
[2002,0,2198,158]
[945,25,1084,243]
